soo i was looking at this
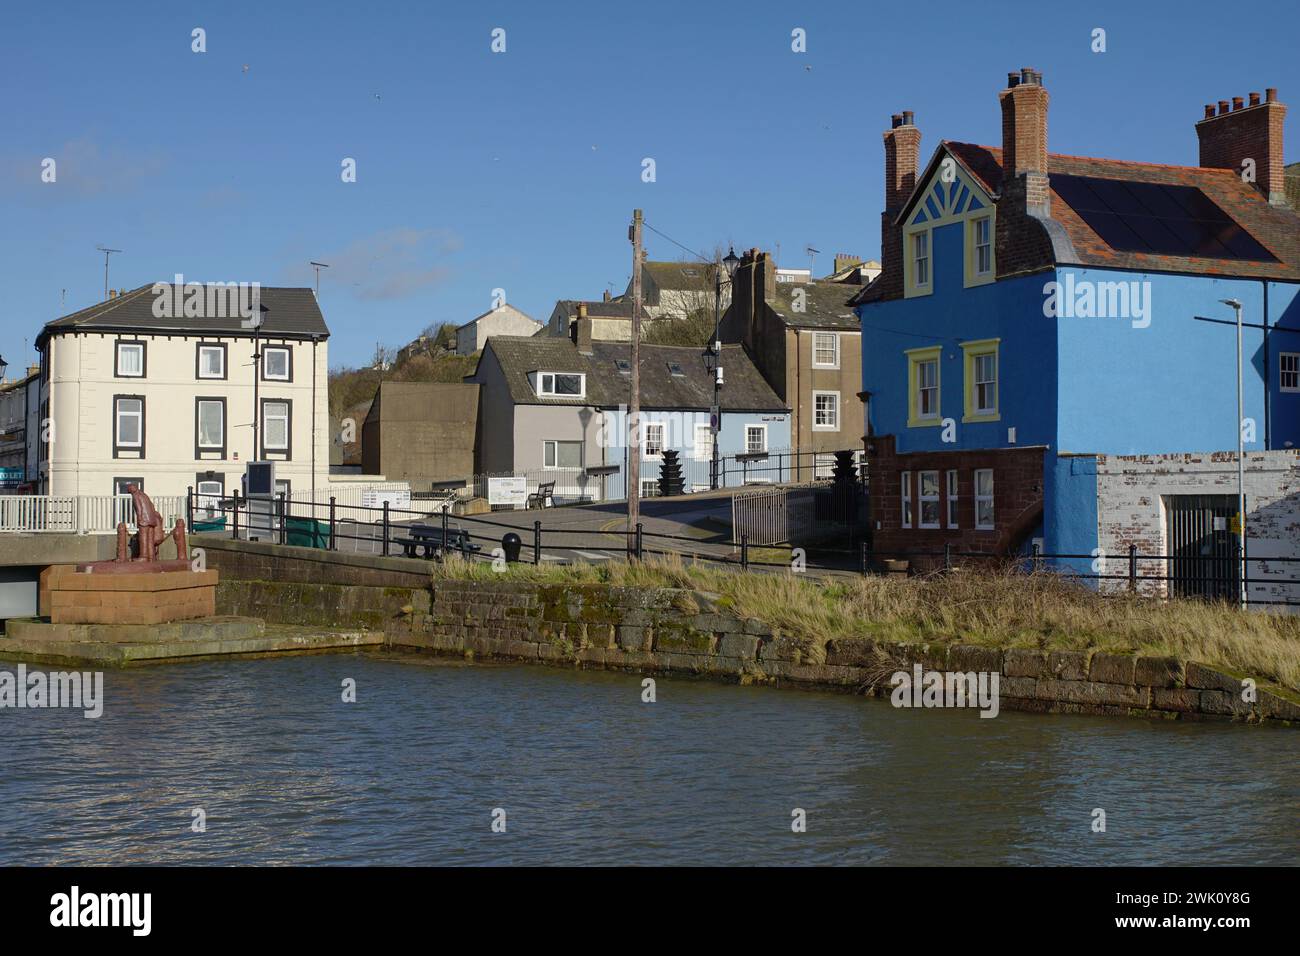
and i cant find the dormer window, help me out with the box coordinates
[536,371,585,397]
[666,362,684,377]
[615,359,631,375]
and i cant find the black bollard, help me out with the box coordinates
[502,531,522,563]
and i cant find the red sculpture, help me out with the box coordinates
[79,484,191,574]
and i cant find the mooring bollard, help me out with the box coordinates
[328,496,337,550]
[533,520,541,566]
[741,534,749,570]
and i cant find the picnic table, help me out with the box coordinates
[393,523,481,559]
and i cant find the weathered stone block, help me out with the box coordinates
[1089,653,1136,685]
[1036,679,1148,708]
[1000,676,1038,698]
[824,638,879,667]
[1257,689,1300,722]
[742,618,773,637]
[1151,688,1200,713]
[1199,689,1255,718]
[718,634,761,659]
[1003,648,1049,678]
[1185,662,1244,693]
[947,644,1003,673]
[616,626,651,652]
[1134,656,1183,688]
[759,633,804,663]
[1047,651,1090,680]
[653,628,714,654]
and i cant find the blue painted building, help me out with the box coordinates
[854,69,1300,573]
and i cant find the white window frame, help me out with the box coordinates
[262,346,291,382]
[640,479,661,499]
[197,399,225,450]
[115,398,143,448]
[643,422,665,459]
[693,423,713,461]
[946,469,959,529]
[197,479,223,518]
[745,424,767,455]
[973,216,992,276]
[543,439,583,470]
[812,332,840,369]
[262,401,290,451]
[812,390,840,431]
[975,468,995,530]
[814,454,836,480]
[1281,352,1300,393]
[901,470,912,529]
[116,342,145,378]
[912,231,930,287]
[197,344,225,379]
[537,371,586,398]
[917,358,939,421]
[918,470,940,529]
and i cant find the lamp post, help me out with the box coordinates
[0,355,8,383]
[1220,297,1247,610]
[710,247,741,489]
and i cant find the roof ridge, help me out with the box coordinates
[948,140,1240,176]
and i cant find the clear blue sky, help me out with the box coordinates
[3,0,1298,372]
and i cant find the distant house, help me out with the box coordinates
[0,366,39,491]
[629,260,731,321]
[361,382,479,485]
[455,304,540,355]
[466,313,790,501]
[825,253,882,286]
[542,296,637,342]
[721,251,864,480]
[32,283,332,501]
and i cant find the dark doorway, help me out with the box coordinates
[1166,494,1241,602]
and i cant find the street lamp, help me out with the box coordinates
[1220,297,1246,610]
[0,355,8,383]
[709,248,742,489]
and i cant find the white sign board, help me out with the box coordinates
[362,487,411,511]
[488,477,528,507]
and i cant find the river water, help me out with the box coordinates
[1,653,1296,865]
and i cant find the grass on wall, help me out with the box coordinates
[431,555,1300,693]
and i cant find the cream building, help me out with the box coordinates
[33,283,332,503]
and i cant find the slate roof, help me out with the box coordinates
[768,280,860,330]
[455,304,537,331]
[941,142,1300,281]
[552,298,636,320]
[643,260,716,290]
[471,336,786,411]
[37,284,329,343]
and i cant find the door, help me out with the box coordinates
[1166,495,1240,602]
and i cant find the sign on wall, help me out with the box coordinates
[488,477,528,507]
[362,488,412,511]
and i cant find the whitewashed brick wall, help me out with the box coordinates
[1095,451,1300,610]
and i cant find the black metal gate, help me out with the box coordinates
[1166,494,1241,601]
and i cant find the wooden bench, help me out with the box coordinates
[527,481,555,509]
[392,523,481,559]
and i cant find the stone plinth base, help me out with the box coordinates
[41,566,218,625]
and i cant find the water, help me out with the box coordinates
[1,653,1296,865]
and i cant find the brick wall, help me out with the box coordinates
[866,434,1046,564]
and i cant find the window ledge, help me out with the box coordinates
[962,412,1000,424]
[907,417,943,428]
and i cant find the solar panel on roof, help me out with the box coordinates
[1050,174,1277,262]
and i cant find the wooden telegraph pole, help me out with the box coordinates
[627,209,644,548]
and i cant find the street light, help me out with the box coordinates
[1220,297,1246,610]
[708,247,742,489]
[0,355,8,383]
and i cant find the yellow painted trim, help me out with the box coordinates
[961,338,1000,423]
[906,345,942,428]
[903,226,932,299]
[963,211,996,288]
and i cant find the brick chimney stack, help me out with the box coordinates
[999,67,1050,211]
[879,110,920,298]
[574,302,593,354]
[1197,88,1287,205]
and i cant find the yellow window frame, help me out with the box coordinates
[961,338,1000,423]
[906,345,943,428]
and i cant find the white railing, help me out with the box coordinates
[0,495,187,533]
[731,486,817,546]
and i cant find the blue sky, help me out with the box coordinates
[3,0,1298,372]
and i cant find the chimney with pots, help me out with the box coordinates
[1197,88,1287,205]
[999,67,1050,212]
[879,110,921,298]
[574,302,593,354]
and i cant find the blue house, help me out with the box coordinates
[854,69,1300,584]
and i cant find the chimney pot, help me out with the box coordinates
[1204,104,1216,119]
[1007,72,1019,88]
[1218,100,1230,115]
[891,113,902,128]
[1249,91,1261,107]
[902,110,914,126]
[1020,67,1032,85]
[1266,88,1278,102]
[1233,96,1244,111]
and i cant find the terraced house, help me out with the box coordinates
[856,69,1300,602]
[32,284,332,503]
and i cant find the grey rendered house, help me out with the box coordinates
[466,321,790,501]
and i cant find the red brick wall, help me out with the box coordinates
[866,434,1046,567]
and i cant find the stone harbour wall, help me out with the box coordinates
[386,579,1299,725]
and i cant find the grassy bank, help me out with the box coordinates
[431,556,1300,693]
